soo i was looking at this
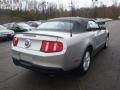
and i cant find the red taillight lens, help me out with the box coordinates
[40,40,63,53]
[12,37,19,46]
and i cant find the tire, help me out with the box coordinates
[103,36,109,49]
[77,49,91,75]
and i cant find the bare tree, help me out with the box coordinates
[25,0,28,11]
[111,0,118,19]
[112,0,118,7]
[92,0,98,18]
[0,0,3,9]
[70,0,75,17]
[58,4,64,16]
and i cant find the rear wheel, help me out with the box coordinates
[77,49,91,75]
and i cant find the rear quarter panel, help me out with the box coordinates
[63,32,95,70]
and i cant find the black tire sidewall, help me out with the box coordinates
[78,49,91,75]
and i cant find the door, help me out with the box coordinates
[87,21,106,49]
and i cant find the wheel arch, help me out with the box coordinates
[86,44,93,55]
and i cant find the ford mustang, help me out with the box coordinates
[11,17,109,75]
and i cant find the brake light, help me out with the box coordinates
[40,40,63,53]
[12,37,19,46]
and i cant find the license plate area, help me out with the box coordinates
[20,53,33,62]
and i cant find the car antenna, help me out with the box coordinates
[70,24,72,37]
[69,17,72,37]
[70,0,73,37]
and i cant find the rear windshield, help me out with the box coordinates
[17,23,31,29]
[37,21,74,31]
[0,25,7,30]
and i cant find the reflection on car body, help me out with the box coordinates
[3,22,35,33]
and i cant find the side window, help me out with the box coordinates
[73,22,83,33]
[87,21,99,30]
[14,24,21,30]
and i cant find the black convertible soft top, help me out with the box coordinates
[46,17,94,37]
[48,17,91,22]
[48,17,93,30]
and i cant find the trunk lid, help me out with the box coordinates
[24,30,70,38]
[15,31,68,51]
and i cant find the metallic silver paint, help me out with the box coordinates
[11,25,109,72]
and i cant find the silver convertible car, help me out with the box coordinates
[11,17,109,75]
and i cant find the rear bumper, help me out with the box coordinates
[13,58,64,74]
[12,46,67,69]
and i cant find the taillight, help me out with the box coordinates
[40,40,63,53]
[12,37,19,46]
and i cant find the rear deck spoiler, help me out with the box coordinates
[17,32,63,39]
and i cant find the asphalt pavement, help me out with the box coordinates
[0,20,120,90]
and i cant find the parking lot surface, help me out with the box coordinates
[0,20,120,90]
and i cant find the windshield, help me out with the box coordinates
[0,25,7,30]
[17,23,31,29]
[37,21,74,31]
